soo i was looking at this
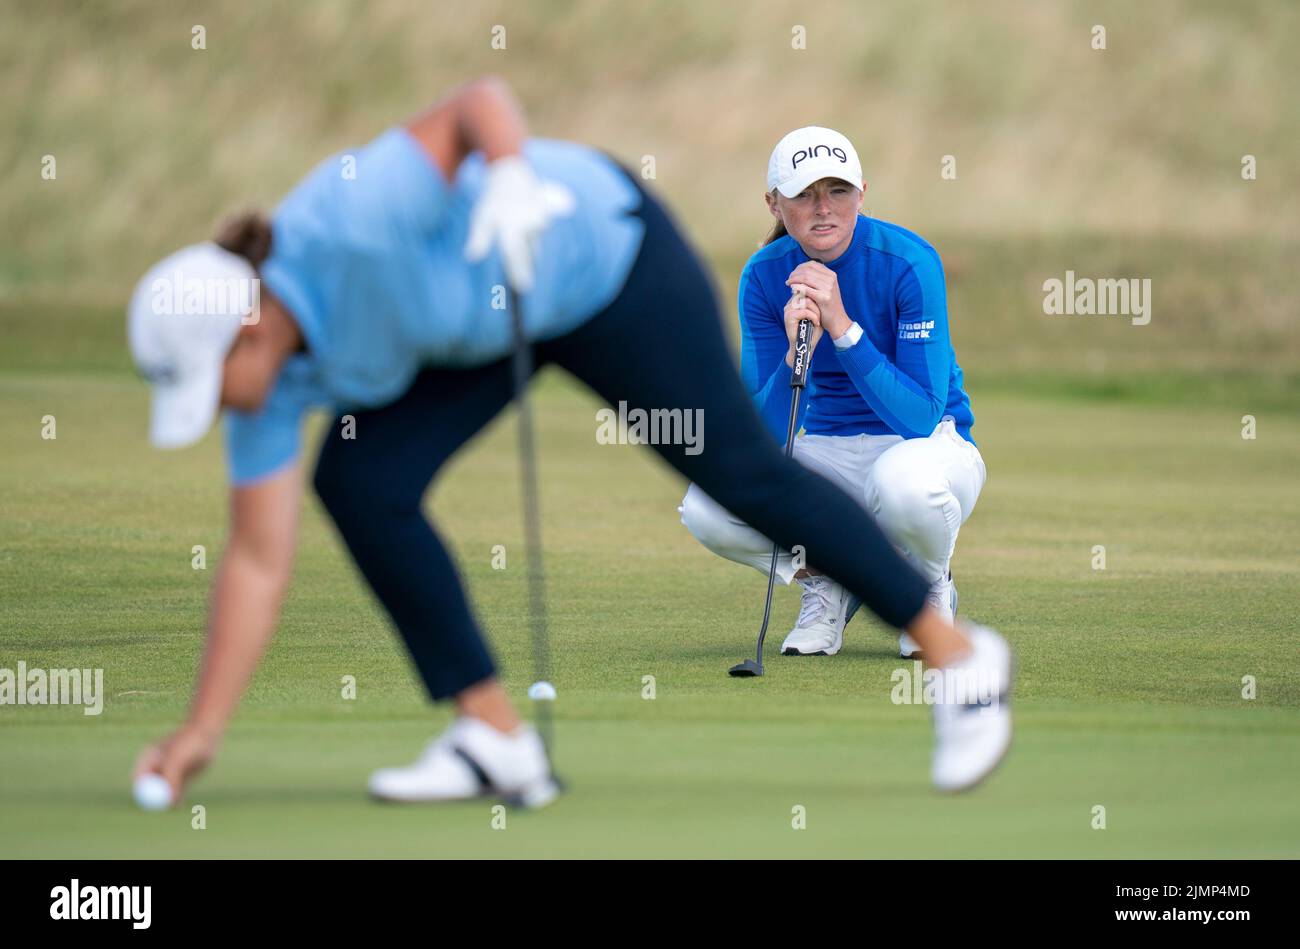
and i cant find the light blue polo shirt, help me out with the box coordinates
[223,129,643,486]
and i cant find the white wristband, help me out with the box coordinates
[832,321,863,350]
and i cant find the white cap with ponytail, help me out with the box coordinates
[127,242,258,449]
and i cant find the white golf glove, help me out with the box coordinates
[464,156,576,293]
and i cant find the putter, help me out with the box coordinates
[506,285,556,758]
[729,315,813,678]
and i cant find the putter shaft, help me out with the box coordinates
[731,317,813,676]
[507,287,554,751]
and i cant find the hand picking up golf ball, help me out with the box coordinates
[132,773,174,811]
[528,680,557,701]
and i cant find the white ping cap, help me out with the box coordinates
[766,126,863,198]
[127,242,258,449]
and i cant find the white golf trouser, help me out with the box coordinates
[679,417,987,587]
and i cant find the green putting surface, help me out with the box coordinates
[2,368,1296,858]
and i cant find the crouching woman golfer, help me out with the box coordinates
[681,127,987,661]
[129,79,1012,805]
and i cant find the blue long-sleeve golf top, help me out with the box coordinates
[737,214,974,444]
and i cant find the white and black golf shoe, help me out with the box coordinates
[369,717,561,808]
[781,574,854,656]
[930,623,1013,792]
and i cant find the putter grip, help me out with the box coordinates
[791,317,813,389]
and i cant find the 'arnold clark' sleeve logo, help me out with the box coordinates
[898,319,934,340]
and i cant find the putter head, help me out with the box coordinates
[728,658,764,678]
[503,774,564,810]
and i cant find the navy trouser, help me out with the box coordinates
[312,172,931,701]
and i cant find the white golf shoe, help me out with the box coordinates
[930,624,1013,792]
[781,574,854,656]
[369,717,560,808]
[900,573,958,659]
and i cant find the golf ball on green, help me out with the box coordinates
[528,680,557,701]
